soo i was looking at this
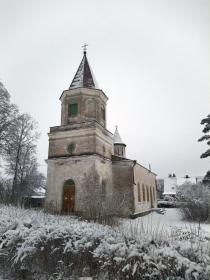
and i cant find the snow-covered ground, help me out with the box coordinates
[120,208,210,245]
[138,208,210,233]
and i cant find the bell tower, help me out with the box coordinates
[46,49,114,214]
[60,50,107,128]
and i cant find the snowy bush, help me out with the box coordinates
[0,204,210,280]
[177,184,210,222]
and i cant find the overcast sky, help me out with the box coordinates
[0,0,209,178]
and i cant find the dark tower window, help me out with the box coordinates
[68,103,78,117]
[101,107,105,121]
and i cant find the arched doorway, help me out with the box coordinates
[62,179,75,213]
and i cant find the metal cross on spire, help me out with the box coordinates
[82,43,88,54]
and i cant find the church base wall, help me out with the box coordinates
[45,155,113,215]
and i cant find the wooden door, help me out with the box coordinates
[62,180,75,213]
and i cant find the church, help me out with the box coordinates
[45,49,157,217]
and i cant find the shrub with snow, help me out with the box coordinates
[177,184,210,222]
[0,205,209,280]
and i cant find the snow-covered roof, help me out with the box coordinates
[177,177,197,186]
[163,192,176,195]
[113,126,125,145]
[29,196,45,199]
[69,51,99,89]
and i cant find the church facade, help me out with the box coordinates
[45,50,157,217]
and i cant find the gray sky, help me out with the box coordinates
[0,0,209,178]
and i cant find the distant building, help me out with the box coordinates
[163,174,177,196]
[162,174,204,197]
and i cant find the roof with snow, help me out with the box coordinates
[69,51,99,90]
[177,177,197,186]
[113,126,126,145]
[163,192,176,195]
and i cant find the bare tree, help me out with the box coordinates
[0,81,45,204]
[0,177,13,204]
[21,159,46,196]
[0,82,18,154]
[4,113,39,203]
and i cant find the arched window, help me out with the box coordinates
[142,184,145,201]
[137,183,141,202]
[147,186,149,202]
[102,180,106,197]
[153,185,156,201]
[150,186,153,202]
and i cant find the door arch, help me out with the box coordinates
[62,179,75,213]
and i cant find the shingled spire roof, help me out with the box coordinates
[113,126,126,145]
[69,50,99,90]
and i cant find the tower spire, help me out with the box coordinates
[69,47,99,90]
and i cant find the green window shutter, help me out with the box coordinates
[68,103,78,117]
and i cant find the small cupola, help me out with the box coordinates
[113,126,126,158]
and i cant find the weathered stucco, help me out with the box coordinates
[45,155,113,214]
[60,88,107,128]
[112,159,134,217]
[48,121,113,159]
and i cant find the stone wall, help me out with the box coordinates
[48,122,113,160]
[133,163,157,214]
[112,159,134,217]
[45,155,113,215]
